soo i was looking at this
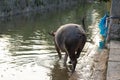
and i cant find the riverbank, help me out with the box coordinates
[93,49,108,80]
[68,48,108,80]
[0,0,81,18]
[68,9,109,79]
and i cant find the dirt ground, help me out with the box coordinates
[68,49,109,80]
[93,49,109,80]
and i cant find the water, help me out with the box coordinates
[0,2,106,80]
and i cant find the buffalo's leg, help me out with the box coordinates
[76,38,86,58]
[68,50,77,73]
[63,53,68,66]
[55,43,61,59]
[76,47,82,58]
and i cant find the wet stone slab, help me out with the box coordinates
[107,61,120,80]
[109,49,120,61]
[110,40,120,49]
[107,40,120,80]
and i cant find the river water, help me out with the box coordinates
[0,2,106,80]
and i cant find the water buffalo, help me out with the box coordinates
[50,23,86,73]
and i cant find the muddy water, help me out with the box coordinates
[0,2,106,80]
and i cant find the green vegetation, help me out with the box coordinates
[97,0,110,2]
[0,0,87,17]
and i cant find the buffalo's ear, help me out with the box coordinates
[48,31,56,36]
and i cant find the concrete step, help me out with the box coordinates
[107,40,120,80]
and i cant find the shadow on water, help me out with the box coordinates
[0,2,106,80]
[50,61,70,80]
